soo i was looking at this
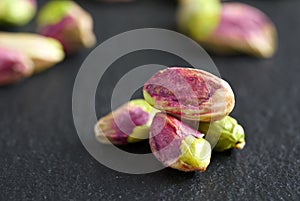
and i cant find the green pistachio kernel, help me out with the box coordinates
[95,99,159,145]
[199,116,246,152]
[178,0,221,39]
[37,0,73,26]
[127,125,150,143]
[0,0,36,26]
[127,99,159,143]
[179,135,211,172]
[0,32,65,72]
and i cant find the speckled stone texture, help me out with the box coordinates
[0,0,299,200]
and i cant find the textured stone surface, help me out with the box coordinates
[0,0,299,200]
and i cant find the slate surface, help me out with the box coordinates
[0,0,299,200]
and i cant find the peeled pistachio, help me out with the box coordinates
[143,67,235,122]
[199,116,246,152]
[0,48,33,86]
[150,112,211,172]
[0,32,65,72]
[37,0,96,54]
[197,3,277,58]
[95,99,159,145]
[177,0,221,39]
[0,0,36,26]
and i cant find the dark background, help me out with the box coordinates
[0,0,299,200]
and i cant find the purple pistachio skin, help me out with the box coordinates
[39,16,77,53]
[0,48,33,86]
[143,67,235,122]
[150,113,210,172]
[37,1,96,54]
[27,0,36,5]
[95,101,152,145]
[200,3,277,58]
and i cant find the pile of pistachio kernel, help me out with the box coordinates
[177,0,277,58]
[95,67,246,172]
[0,0,96,86]
[101,0,278,58]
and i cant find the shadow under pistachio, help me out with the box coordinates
[115,139,235,175]
[116,140,152,154]
[151,167,196,181]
